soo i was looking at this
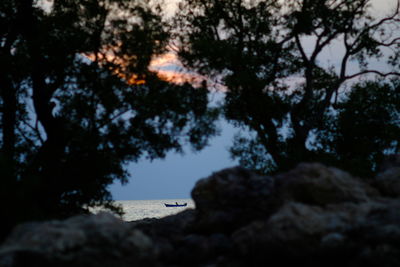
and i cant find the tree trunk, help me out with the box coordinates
[20,0,68,217]
[0,53,17,184]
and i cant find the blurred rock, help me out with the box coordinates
[378,154,400,172]
[0,212,155,267]
[374,167,400,197]
[231,199,400,266]
[191,166,276,233]
[274,163,378,206]
[1,163,400,267]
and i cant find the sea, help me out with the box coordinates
[110,199,195,221]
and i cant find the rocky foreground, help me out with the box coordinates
[1,163,400,267]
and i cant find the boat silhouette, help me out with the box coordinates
[164,202,187,207]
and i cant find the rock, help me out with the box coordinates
[132,209,233,266]
[130,209,195,239]
[320,232,346,247]
[231,199,400,267]
[275,163,378,206]
[0,212,156,267]
[266,202,347,241]
[374,167,400,197]
[177,233,232,263]
[130,209,196,262]
[1,162,400,267]
[263,201,386,243]
[378,154,400,172]
[190,163,378,234]
[191,166,276,233]
[231,202,351,258]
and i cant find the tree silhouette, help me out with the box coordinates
[174,0,400,176]
[320,80,400,177]
[0,0,217,238]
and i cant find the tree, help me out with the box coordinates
[319,80,400,177]
[0,0,217,238]
[174,0,400,176]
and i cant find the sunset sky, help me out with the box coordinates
[110,50,234,200]
[110,0,398,200]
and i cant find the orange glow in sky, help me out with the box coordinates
[149,52,207,87]
[150,52,226,91]
[85,49,225,90]
[149,53,182,68]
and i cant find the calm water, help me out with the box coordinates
[113,199,195,221]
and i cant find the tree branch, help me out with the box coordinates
[97,109,131,130]
[21,118,44,145]
[310,31,340,63]
[345,70,400,80]
[16,125,39,149]
[365,0,400,31]
[295,34,309,63]
[375,37,400,47]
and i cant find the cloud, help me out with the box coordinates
[84,47,226,90]
[150,53,183,69]
[149,52,227,91]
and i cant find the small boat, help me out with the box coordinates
[164,202,187,207]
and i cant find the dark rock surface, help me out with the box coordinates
[1,163,400,266]
[0,212,156,267]
[374,167,400,197]
[274,163,378,205]
[191,166,276,233]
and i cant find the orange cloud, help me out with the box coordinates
[149,53,182,68]
[126,74,146,85]
[156,69,203,85]
[149,52,226,91]
[84,48,147,85]
[85,48,225,90]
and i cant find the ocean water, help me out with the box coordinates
[114,199,195,221]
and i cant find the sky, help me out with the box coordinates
[109,0,398,200]
[109,117,238,200]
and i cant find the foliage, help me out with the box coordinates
[174,0,400,176]
[319,80,400,176]
[0,0,217,238]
